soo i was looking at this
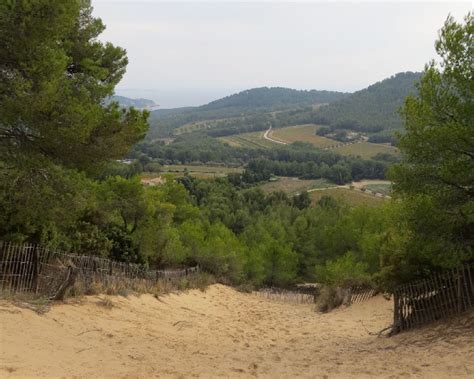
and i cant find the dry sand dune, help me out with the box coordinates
[0,284,473,378]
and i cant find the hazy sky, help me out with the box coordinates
[92,1,472,107]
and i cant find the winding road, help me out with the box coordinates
[263,127,287,145]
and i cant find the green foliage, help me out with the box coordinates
[312,72,421,134]
[385,13,474,288]
[147,87,347,138]
[159,72,421,141]
[0,0,148,173]
[0,1,469,297]
[315,252,371,287]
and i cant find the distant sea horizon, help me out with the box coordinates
[114,88,242,109]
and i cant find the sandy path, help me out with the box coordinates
[0,284,473,378]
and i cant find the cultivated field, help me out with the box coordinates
[219,131,276,149]
[269,124,337,148]
[259,177,334,195]
[333,142,399,159]
[309,187,387,207]
[1,285,472,378]
[219,126,398,161]
[174,121,209,135]
[160,165,243,178]
[174,118,238,135]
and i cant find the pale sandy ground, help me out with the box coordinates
[0,284,473,378]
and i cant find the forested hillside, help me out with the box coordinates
[313,72,422,139]
[147,87,347,138]
[203,87,347,110]
[147,73,421,141]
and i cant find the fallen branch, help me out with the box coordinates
[76,328,102,336]
[359,320,394,337]
[50,266,78,301]
[76,347,93,353]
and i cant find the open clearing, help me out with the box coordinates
[219,126,399,161]
[333,142,399,159]
[160,164,243,178]
[219,131,276,149]
[259,177,335,195]
[269,124,337,148]
[309,187,387,207]
[1,284,473,378]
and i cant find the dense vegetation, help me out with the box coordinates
[147,87,346,138]
[133,135,390,184]
[146,72,420,142]
[0,2,471,292]
[312,72,422,134]
[202,87,347,110]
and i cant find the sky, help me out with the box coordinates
[92,1,472,108]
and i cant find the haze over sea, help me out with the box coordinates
[115,88,241,109]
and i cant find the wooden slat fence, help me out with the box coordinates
[348,285,377,305]
[255,287,315,304]
[393,264,474,333]
[255,284,377,305]
[0,241,199,297]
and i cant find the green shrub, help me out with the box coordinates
[315,251,371,287]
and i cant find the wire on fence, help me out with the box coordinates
[0,241,199,297]
[255,284,377,306]
[392,264,474,333]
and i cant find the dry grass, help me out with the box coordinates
[0,272,215,314]
[0,291,51,314]
[97,296,115,309]
[310,187,386,207]
[315,286,350,313]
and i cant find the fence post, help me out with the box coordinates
[393,290,399,333]
[457,268,462,313]
[33,246,40,294]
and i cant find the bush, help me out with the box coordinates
[315,286,351,313]
[315,251,371,287]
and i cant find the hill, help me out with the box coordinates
[147,87,347,138]
[107,95,159,110]
[202,87,347,110]
[313,72,422,139]
[147,74,421,141]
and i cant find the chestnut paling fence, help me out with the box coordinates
[255,284,377,305]
[0,241,199,298]
[392,264,474,333]
[1,242,472,332]
[255,287,316,304]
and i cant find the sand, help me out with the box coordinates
[0,284,473,378]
